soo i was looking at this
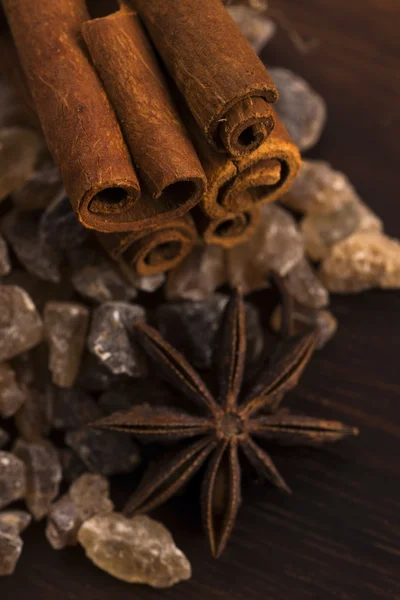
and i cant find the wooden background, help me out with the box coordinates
[1,0,400,598]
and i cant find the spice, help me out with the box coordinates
[194,205,261,248]
[131,0,277,156]
[93,290,358,557]
[82,5,206,228]
[98,216,198,276]
[3,0,141,232]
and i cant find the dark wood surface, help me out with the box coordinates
[1,1,400,598]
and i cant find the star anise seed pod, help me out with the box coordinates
[93,289,358,557]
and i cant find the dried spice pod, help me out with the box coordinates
[82,6,206,228]
[130,0,277,157]
[194,205,261,249]
[192,112,300,218]
[3,0,141,232]
[98,215,197,276]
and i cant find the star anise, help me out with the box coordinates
[93,290,358,557]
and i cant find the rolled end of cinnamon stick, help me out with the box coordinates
[98,216,197,276]
[194,204,261,249]
[218,97,275,157]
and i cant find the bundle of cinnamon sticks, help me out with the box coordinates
[2,0,301,276]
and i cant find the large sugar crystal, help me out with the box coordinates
[0,362,29,418]
[0,127,42,202]
[268,69,327,151]
[87,302,147,377]
[12,157,62,212]
[44,302,89,388]
[39,189,89,251]
[285,258,329,309]
[0,452,26,510]
[0,286,43,362]
[227,5,275,53]
[13,439,62,520]
[78,513,191,588]
[0,235,10,276]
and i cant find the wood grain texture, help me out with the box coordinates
[1,0,400,598]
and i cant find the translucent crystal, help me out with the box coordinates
[44,302,90,388]
[0,452,26,509]
[14,390,52,442]
[0,429,10,449]
[12,157,62,212]
[39,189,89,251]
[286,258,329,309]
[87,302,147,377]
[78,513,191,588]
[301,200,383,261]
[268,68,327,151]
[0,127,42,202]
[68,242,137,304]
[65,428,141,477]
[227,205,304,293]
[13,438,62,520]
[2,211,61,283]
[282,160,361,215]
[319,232,400,293]
[77,351,124,394]
[118,262,165,293]
[0,235,10,276]
[3,269,75,313]
[58,449,87,484]
[0,527,23,576]
[227,5,275,54]
[0,363,29,418]
[0,510,31,535]
[0,286,43,362]
[271,304,338,349]
[156,294,263,369]
[46,473,114,550]
[47,386,102,430]
[165,244,226,301]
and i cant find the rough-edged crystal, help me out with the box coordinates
[58,449,87,484]
[77,351,123,394]
[0,235,10,277]
[268,68,327,151]
[2,211,61,283]
[227,204,304,293]
[282,160,361,215]
[44,302,90,388]
[165,244,226,301]
[0,362,29,418]
[65,428,141,477]
[301,200,383,261]
[39,189,89,251]
[0,452,27,510]
[87,302,147,377]
[12,157,62,212]
[68,242,137,304]
[47,386,102,430]
[46,473,114,550]
[0,526,23,576]
[286,258,329,309]
[0,510,31,535]
[271,303,338,350]
[13,438,62,520]
[0,286,43,362]
[0,127,42,202]
[156,294,263,369]
[319,232,400,293]
[3,269,75,313]
[227,5,275,53]
[78,513,192,588]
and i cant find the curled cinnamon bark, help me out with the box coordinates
[192,112,301,219]
[98,216,197,275]
[130,0,277,157]
[82,6,206,222]
[194,205,261,249]
[3,0,141,232]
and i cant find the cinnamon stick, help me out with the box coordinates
[194,205,261,249]
[3,0,141,232]
[130,0,278,157]
[82,5,206,224]
[192,112,301,219]
[98,215,197,276]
